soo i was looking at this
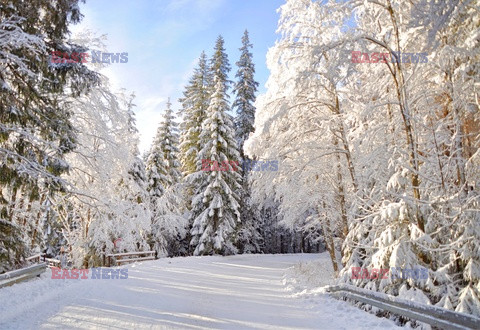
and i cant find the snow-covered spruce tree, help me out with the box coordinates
[145,133,168,201]
[145,138,168,254]
[151,99,182,187]
[189,36,242,256]
[146,100,186,257]
[234,30,259,156]
[178,52,211,176]
[232,30,262,253]
[177,52,211,242]
[0,1,97,272]
[208,36,231,92]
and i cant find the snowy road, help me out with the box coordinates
[0,254,399,329]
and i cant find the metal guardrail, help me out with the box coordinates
[325,284,480,330]
[0,263,47,289]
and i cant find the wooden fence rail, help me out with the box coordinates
[325,284,480,329]
[105,251,156,267]
[44,257,61,269]
[25,253,61,269]
[25,253,42,263]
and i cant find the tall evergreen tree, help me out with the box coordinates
[146,100,185,256]
[177,52,212,250]
[147,99,182,190]
[178,52,211,175]
[189,36,242,255]
[209,36,231,92]
[232,30,262,253]
[234,30,259,155]
[146,136,168,201]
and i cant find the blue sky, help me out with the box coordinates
[71,0,284,153]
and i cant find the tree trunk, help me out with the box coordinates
[31,194,47,247]
[318,206,339,273]
[333,136,349,241]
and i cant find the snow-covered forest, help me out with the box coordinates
[1,0,479,319]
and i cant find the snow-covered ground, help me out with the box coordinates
[0,253,400,329]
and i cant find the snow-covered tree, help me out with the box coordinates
[149,99,182,188]
[209,35,231,92]
[178,52,211,175]
[246,0,480,318]
[51,77,150,267]
[232,30,262,253]
[146,100,186,256]
[113,94,151,256]
[189,36,242,255]
[234,30,259,153]
[0,1,97,271]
